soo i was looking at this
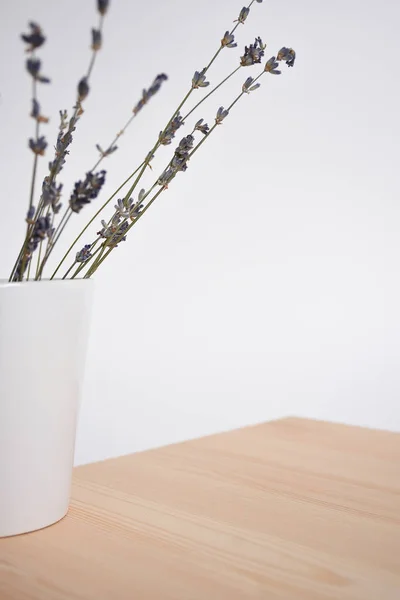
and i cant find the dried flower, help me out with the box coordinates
[42,179,63,213]
[31,99,49,123]
[240,37,266,66]
[48,113,78,177]
[157,167,175,188]
[26,58,50,83]
[194,118,210,135]
[130,196,145,220]
[113,195,144,221]
[26,206,35,224]
[159,112,184,145]
[29,136,47,155]
[170,134,195,173]
[97,219,115,239]
[69,170,106,213]
[242,76,261,93]
[114,198,131,218]
[21,22,45,52]
[76,244,93,263]
[235,7,250,24]
[78,77,89,101]
[264,56,281,75]
[111,220,129,246]
[14,214,54,277]
[96,143,118,157]
[192,68,210,89]
[91,29,102,51]
[26,58,40,78]
[100,218,129,247]
[133,73,168,115]
[145,152,155,166]
[59,110,68,131]
[221,31,237,48]
[277,47,296,67]
[97,0,109,16]
[215,106,229,125]
[14,213,54,278]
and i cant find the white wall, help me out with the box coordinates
[0,0,399,465]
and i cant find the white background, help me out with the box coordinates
[0,0,399,465]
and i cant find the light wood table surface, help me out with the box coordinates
[1,417,400,599]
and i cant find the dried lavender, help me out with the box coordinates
[192,68,210,89]
[235,7,250,24]
[21,22,45,51]
[159,112,184,145]
[97,218,117,239]
[48,111,78,177]
[109,220,129,246]
[264,57,281,75]
[42,179,63,213]
[14,215,52,280]
[242,76,261,93]
[240,37,266,66]
[95,143,118,158]
[194,119,210,135]
[11,0,297,282]
[31,99,49,123]
[91,29,102,51]
[157,167,175,188]
[114,196,144,219]
[133,73,168,115]
[77,77,90,101]
[221,31,237,48]
[157,133,196,189]
[97,0,109,16]
[76,244,93,263]
[29,136,47,155]
[215,106,229,124]
[69,170,106,213]
[26,206,35,224]
[97,217,129,247]
[172,134,195,172]
[71,1,268,278]
[26,58,50,83]
[277,47,296,67]
[92,74,168,168]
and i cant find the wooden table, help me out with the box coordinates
[1,418,400,599]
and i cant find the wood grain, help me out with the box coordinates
[1,417,400,599]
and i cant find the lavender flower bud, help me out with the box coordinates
[264,56,281,75]
[240,37,266,67]
[215,107,229,125]
[133,73,168,115]
[277,47,296,67]
[26,206,35,223]
[26,58,40,78]
[157,168,175,188]
[30,99,49,123]
[194,118,210,135]
[29,136,47,155]
[77,77,89,101]
[242,76,261,93]
[21,22,45,51]
[69,170,106,213]
[91,29,102,51]
[97,0,110,15]
[221,31,237,48]
[192,68,210,89]
[236,7,250,24]
[76,245,93,263]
